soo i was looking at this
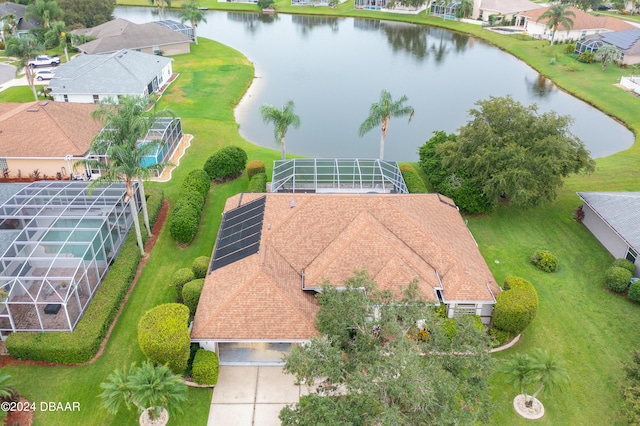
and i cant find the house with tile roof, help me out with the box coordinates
[47,49,174,104]
[520,6,636,43]
[473,0,542,24]
[578,192,640,277]
[0,2,40,40]
[191,192,500,364]
[578,29,640,65]
[71,18,191,56]
[0,101,101,178]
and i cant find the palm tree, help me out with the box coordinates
[100,361,188,425]
[45,20,68,61]
[455,0,474,19]
[26,0,64,29]
[259,100,302,160]
[358,90,414,160]
[536,4,575,46]
[150,0,172,18]
[179,0,207,46]
[595,44,620,71]
[5,35,43,102]
[497,353,537,399]
[0,13,17,41]
[527,348,569,406]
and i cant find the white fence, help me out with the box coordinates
[620,76,640,95]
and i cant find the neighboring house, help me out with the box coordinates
[191,192,500,364]
[72,18,191,56]
[578,192,640,277]
[577,29,640,65]
[354,0,428,14]
[0,101,183,180]
[473,0,542,24]
[0,2,40,40]
[0,181,140,338]
[48,49,174,104]
[520,6,635,42]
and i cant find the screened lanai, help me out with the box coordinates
[154,20,195,40]
[0,181,138,337]
[575,38,604,54]
[271,159,409,194]
[430,0,460,19]
[85,117,182,179]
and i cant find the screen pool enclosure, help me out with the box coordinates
[270,159,409,194]
[0,181,140,337]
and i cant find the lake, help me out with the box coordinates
[116,7,634,160]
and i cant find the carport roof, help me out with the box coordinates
[578,192,640,251]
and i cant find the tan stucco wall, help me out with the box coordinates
[6,158,86,178]
[139,42,191,56]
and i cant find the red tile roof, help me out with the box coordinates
[191,193,499,341]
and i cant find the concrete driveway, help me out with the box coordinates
[208,366,306,426]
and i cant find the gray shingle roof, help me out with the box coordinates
[48,49,172,96]
[578,192,640,251]
[72,18,191,54]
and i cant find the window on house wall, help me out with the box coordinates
[0,159,7,171]
[627,247,638,264]
[63,95,68,102]
[453,304,477,316]
[93,95,99,104]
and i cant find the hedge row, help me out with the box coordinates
[492,276,539,335]
[247,172,267,193]
[138,303,191,374]
[182,279,205,315]
[399,164,427,193]
[246,160,266,180]
[5,188,164,363]
[204,146,248,181]
[172,268,195,301]
[192,349,219,386]
[170,169,210,244]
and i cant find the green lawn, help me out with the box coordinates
[3,6,640,424]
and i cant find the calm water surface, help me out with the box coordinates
[116,7,634,160]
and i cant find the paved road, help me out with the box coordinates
[0,63,16,86]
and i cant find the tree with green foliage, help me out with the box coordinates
[5,35,43,102]
[99,361,188,425]
[498,353,536,399]
[358,89,414,160]
[179,0,206,45]
[595,44,620,71]
[45,20,68,61]
[437,96,594,209]
[537,4,575,45]
[560,0,599,11]
[58,0,114,28]
[456,0,474,18]
[75,96,172,255]
[259,100,302,160]
[280,271,495,425]
[0,13,17,41]
[26,0,63,29]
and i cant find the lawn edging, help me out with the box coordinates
[5,188,164,364]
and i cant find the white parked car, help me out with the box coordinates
[35,69,55,81]
[28,55,60,67]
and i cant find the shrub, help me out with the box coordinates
[492,276,539,335]
[605,266,633,293]
[6,189,164,363]
[530,250,559,272]
[247,172,267,193]
[138,303,190,374]
[172,268,195,300]
[578,51,595,63]
[246,160,266,180]
[628,280,640,303]
[192,349,219,386]
[489,327,511,348]
[182,279,205,315]
[192,256,210,279]
[613,258,637,275]
[400,164,427,193]
[174,190,205,214]
[170,204,199,244]
[181,169,211,198]
[204,146,248,181]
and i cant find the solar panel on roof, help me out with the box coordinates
[210,196,266,272]
[601,29,640,51]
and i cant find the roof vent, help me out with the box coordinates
[290,198,296,208]
[26,108,39,113]
[40,101,49,107]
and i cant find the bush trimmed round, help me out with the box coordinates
[399,164,427,193]
[247,173,267,193]
[192,256,209,279]
[628,280,640,303]
[613,258,637,275]
[170,204,199,244]
[530,250,559,273]
[192,349,219,386]
[182,169,211,198]
[172,268,195,300]
[493,276,538,335]
[138,303,190,374]
[605,266,633,293]
[204,146,248,181]
[182,278,205,315]
[246,160,266,180]
[175,190,205,215]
